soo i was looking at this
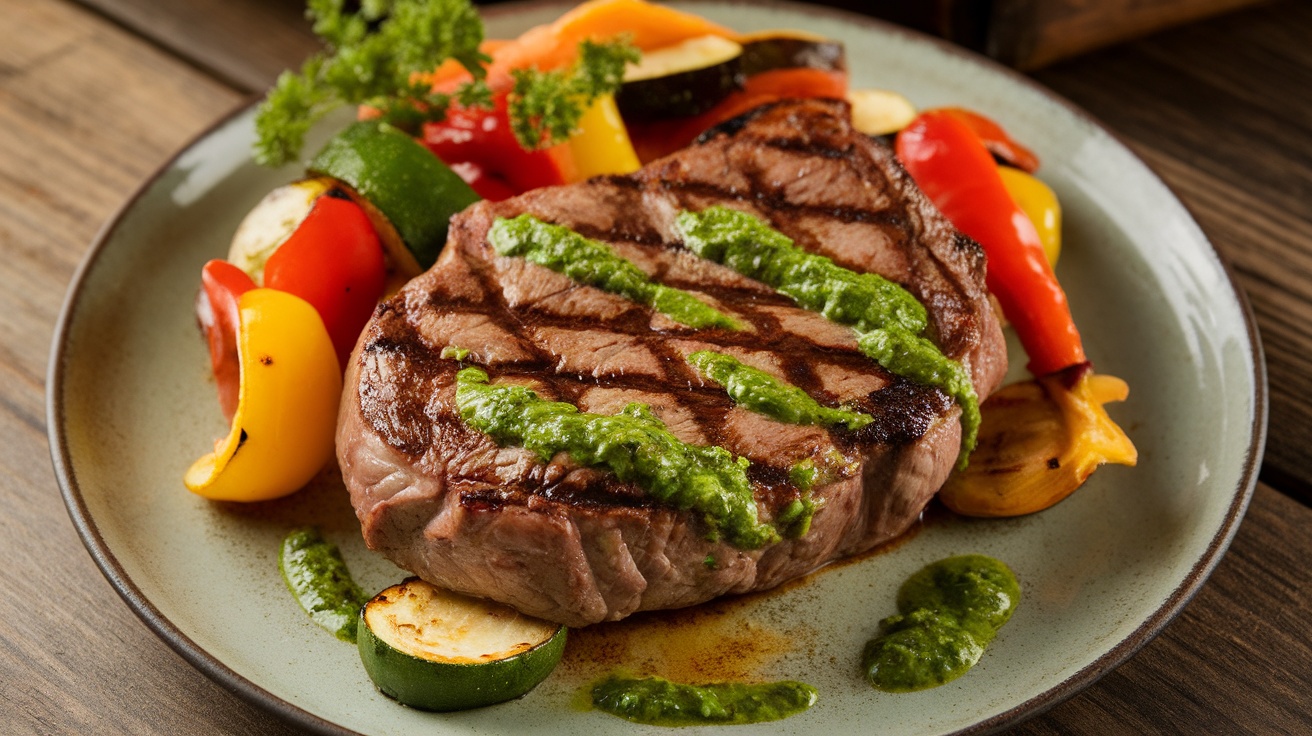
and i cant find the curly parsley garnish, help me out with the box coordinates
[508,38,640,149]
[255,0,639,167]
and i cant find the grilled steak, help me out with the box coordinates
[337,99,1008,627]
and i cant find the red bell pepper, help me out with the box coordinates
[264,194,388,368]
[895,110,1086,376]
[627,67,849,163]
[940,107,1040,173]
[421,94,572,199]
[197,259,256,422]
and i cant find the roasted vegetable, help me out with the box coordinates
[226,178,332,284]
[940,107,1040,173]
[940,368,1137,517]
[847,88,916,137]
[263,194,388,368]
[627,66,848,162]
[617,35,744,119]
[196,260,255,422]
[565,95,642,178]
[737,30,845,76]
[310,121,480,272]
[998,166,1061,267]
[422,94,571,198]
[357,578,567,711]
[426,0,735,93]
[896,109,1083,376]
[184,288,342,502]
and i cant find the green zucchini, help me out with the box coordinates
[357,578,567,711]
[738,30,846,77]
[617,35,744,120]
[309,121,480,272]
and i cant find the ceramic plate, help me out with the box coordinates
[48,1,1265,734]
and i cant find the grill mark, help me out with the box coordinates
[659,177,906,229]
[359,100,982,512]
[758,135,853,159]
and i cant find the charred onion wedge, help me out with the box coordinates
[940,366,1137,517]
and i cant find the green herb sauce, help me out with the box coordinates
[674,206,980,467]
[454,366,779,549]
[488,214,741,330]
[674,206,926,334]
[687,350,872,430]
[862,555,1020,692]
[279,527,369,643]
[590,674,818,726]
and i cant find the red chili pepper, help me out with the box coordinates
[198,259,256,422]
[940,107,1040,173]
[896,110,1086,376]
[627,68,849,163]
[264,194,388,369]
[421,94,572,196]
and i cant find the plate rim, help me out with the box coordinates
[45,1,1268,734]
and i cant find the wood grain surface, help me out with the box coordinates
[1,0,1309,733]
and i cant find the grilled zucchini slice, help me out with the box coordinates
[309,121,480,273]
[357,578,567,711]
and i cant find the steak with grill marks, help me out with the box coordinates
[337,99,1008,627]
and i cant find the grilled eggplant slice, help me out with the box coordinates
[617,35,744,120]
[738,30,846,76]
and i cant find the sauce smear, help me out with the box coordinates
[862,554,1019,692]
[590,674,817,726]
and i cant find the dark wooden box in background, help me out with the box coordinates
[813,0,1268,69]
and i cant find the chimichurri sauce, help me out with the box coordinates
[488,213,741,330]
[687,350,872,430]
[454,366,780,549]
[674,206,980,467]
[863,555,1019,692]
[590,674,818,726]
[279,527,368,642]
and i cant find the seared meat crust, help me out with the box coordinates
[338,99,1007,626]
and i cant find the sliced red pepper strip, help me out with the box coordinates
[447,160,520,202]
[264,194,388,369]
[627,68,849,163]
[421,94,572,196]
[896,110,1085,376]
[941,107,1040,173]
[198,259,256,422]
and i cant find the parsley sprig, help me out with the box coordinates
[508,38,640,149]
[254,0,639,167]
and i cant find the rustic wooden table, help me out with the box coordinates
[3,0,1309,733]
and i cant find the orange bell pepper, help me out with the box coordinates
[427,0,734,94]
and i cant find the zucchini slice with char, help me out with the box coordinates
[357,578,567,711]
[309,121,480,274]
[617,35,744,120]
[738,30,846,77]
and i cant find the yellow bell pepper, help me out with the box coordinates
[185,288,342,502]
[998,166,1061,267]
[939,369,1137,517]
[565,95,641,180]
